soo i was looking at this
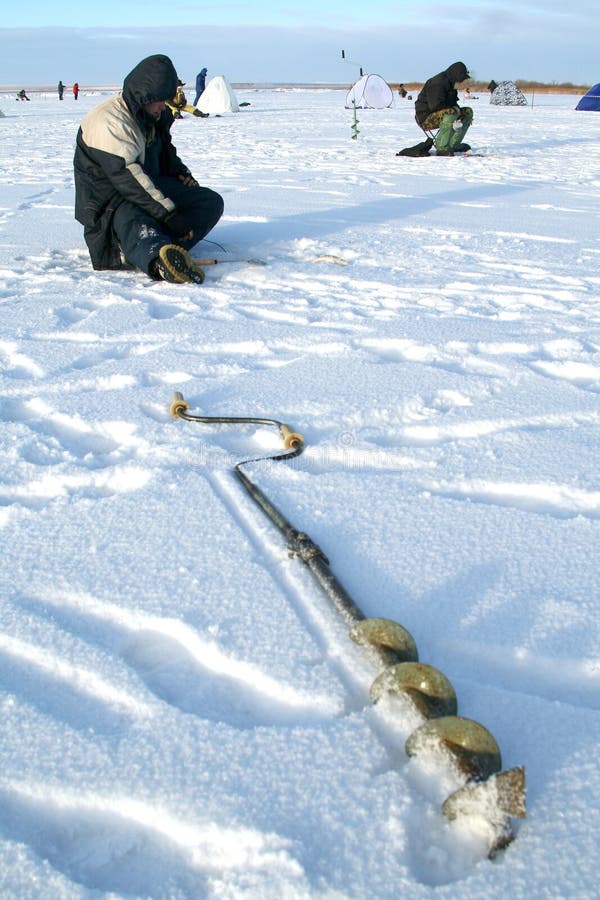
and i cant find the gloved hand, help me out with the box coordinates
[164,211,193,240]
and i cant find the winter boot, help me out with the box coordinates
[434,114,457,155]
[153,245,205,284]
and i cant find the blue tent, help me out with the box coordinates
[576,84,600,111]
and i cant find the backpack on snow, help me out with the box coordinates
[396,137,433,157]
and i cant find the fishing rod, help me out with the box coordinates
[341,49,363,77]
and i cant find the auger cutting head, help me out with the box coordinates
[442,765,526,857]
[442,765,526,821]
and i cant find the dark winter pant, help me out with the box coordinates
[113,177,224,275]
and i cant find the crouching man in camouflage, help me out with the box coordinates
[415,61,473,156]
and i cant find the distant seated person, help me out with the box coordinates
[167,80,207,118]
[16,89,31,101]
[414,61,473,156]
[398,83,408,98]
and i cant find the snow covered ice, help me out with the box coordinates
[0,86,599,897]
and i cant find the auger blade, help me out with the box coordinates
[405,715,502,782]
[495,765,526,818]
[442,765,526,821]
[350,618,418,661]
[370,662,458,719]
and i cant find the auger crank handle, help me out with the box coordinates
[279,424,304,450]
[170,391,189,417]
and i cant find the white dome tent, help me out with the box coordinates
[345,74,394,109]
[196,76,239,115]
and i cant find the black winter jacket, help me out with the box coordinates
[74,54,191,269]
[414,61,470,125]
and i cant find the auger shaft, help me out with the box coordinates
[235,462,408,669]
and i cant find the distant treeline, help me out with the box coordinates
[392,80,590,95]
[512,80,590,95]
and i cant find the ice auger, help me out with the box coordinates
[170,391,526,855]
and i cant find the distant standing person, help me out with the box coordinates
[73,54,223,283]
[58,80,64,100]
[73,82,79,100]
[414,61,473,156]
[193,68,207,106]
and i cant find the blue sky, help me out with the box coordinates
[4,1,440,29]
[1,2,596,85]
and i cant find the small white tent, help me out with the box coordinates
[490,81,528,106]
[345,74,394,109]
[196,76,239,115]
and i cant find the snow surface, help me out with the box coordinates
[0,87,599,898]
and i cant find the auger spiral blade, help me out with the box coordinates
[370,662,458,719]
[405,715,502,782]
[349,618,418,662]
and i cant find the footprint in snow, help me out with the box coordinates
[0,632,150,734]
[0,783,302,896]
[27,593,340,729]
